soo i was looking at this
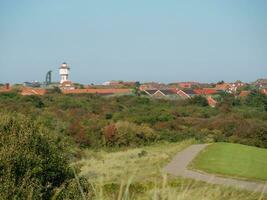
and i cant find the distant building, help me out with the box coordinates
[207,96,217,107]
[59,62,75,90]
[0,83,11,93]
[102,81,137,88]
[61,88,132,95]
[21,87,47,96]
[253,79,267,88]
[59,62,70,84]
[193,88,219,95]
[23,81,41,88]
[215,83,231,91]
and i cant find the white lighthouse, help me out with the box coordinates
[59,62,70,84]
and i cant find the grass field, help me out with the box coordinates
[191,142,267,181]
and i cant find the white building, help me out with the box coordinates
[59,62,70,84]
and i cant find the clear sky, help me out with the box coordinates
[0,0,267,84]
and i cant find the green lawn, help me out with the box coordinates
[191,142,267,181]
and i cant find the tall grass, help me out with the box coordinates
[81,175,266,200]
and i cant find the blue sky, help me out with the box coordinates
[0,0,267,84]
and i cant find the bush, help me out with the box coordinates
[188,96,208,107]
[103,121,157,146]
[0,113,72,199]
[245,90,267,110]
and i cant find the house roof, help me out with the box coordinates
[261,89,267,95]
[215,83,231,90]
[176,90,190,99]
[207,96,217,107]
[182,89,196,95]
[158,89,175,95]
[144,89,158,95]
[21,88,47,96]
[62,88,132,95]
[193,88,218,95]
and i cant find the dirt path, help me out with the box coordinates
[164,144,267,193]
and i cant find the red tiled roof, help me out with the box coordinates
[193,88,218,95]
[62,88,132,94]
[207,96,217,107]
[21,88,47,96]
[261,89,267,95]
[215,83,231,90]
[179,83,192,88]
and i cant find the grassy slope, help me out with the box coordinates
[191,142,267,181]
[75,140,194,183]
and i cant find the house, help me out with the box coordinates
[152,90,176,98]
[21,88,47,96]
[181,89,196,97]
[176,81,201,89]
[261,89,267,95]
[144,89,158,96]
[207,96,217,107]
[215,83,231,91]
[23,81,41,88]
[0,83,12,93]
[61,88,132,95]
[193,88,218,95]
[178,82,192,88]
[139,82,166,91]
[252,79,267,88]
[143,89,179,99]
[172,89,196,99]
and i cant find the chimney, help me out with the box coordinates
[5,83,10,90]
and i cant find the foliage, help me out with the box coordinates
[245,90,267,110]
[188,95,208,106]
[0,113,72,199]
[103,121,157,147]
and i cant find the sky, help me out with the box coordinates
[0,0,267,84]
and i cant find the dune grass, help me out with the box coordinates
[90,176,266,200]
[74,140,194,183]
[191,142,267,181]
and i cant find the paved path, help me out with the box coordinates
[164,144,267,193]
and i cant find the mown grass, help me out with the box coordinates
[191,142,267,181]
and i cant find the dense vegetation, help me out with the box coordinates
[1,90,266,149]
[0,90,266,199]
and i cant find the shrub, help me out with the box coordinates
[245,90,267,110]
[103,121,157,147]
[188,96,208,107]
[0,113,72,199]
